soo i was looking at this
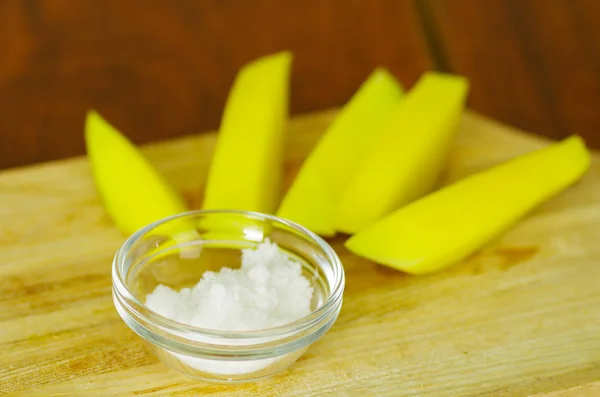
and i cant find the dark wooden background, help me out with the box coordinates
[1,0,599,170]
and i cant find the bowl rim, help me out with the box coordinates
[112,209,345,342]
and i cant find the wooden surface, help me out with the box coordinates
[2,0,600,170]
[1,109,600,396]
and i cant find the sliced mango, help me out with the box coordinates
[202,51,292,213]
[335,72,470,233]
[85,111,187,235]
[276,68,403,236]
[345,136,590,275]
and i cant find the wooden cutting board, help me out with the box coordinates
[1,109,600,397]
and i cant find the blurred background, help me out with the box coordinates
[1,0,599,170]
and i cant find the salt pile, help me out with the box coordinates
[145,239,314,376]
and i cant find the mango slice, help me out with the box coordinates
[277,68,403,236]
[345,136,590,275]
[202,51,292,213]
[85,111,187,235]
[335,72,470,233]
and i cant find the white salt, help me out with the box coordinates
[144,239,314,375]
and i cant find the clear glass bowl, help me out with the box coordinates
[112,210,345,383]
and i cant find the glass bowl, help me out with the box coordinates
[112,210,345,383]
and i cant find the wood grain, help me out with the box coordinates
[0,0,431,170]
[417,0,600,147]
[420,0,562,139]
[4,1,600,169]
[1,109,600,396]
[506,0,600,141]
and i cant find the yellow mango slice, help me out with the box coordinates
[335,72,470,233]
[345,136,590,275]
[85,111,187,235]
[277,68,403,236]
[202,51,292,213]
